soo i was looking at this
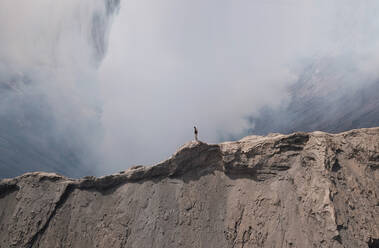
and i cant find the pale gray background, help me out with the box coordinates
[0,0,378,177]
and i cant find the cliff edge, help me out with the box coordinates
[0,128,378,248]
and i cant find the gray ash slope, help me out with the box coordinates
[0,0,120,179]
[1,127,378,248]
[248,58,379,136]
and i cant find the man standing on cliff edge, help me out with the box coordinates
[194,126,198,141]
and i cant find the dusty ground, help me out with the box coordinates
[0,127,378,248]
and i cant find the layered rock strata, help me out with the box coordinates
[0,127,378,248]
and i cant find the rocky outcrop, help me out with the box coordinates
[0,127,378,248]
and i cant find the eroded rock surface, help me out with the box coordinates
[0,128,378,248]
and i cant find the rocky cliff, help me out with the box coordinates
[0,127,378,248]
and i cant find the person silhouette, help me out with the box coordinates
[194,126,198,141]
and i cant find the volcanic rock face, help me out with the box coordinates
[0,128,378,248]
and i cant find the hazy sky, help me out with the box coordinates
[97,0,379,173]
[1,0,379,176]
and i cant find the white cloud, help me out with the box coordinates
[97,0,379,173]
[1,0,379,176]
